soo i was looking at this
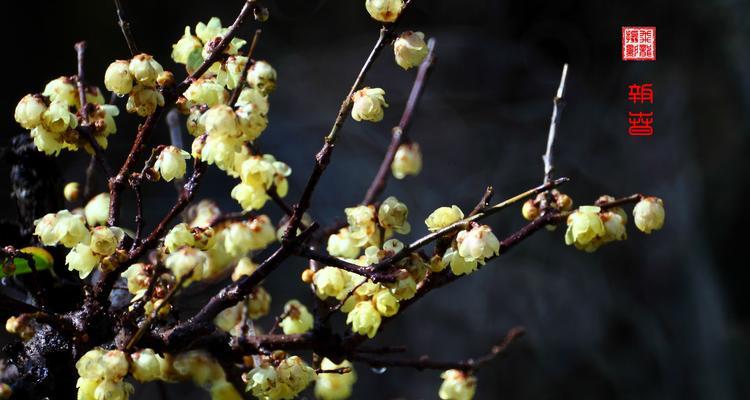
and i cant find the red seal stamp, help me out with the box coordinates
[622,26,656,61]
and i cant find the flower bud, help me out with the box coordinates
[104,60,134,96]
[231,182,269,211]
[42,100,77,134]
[205,104,241,137]
[313,267,349,300]
[164,223,195,252]
[157,71,175,87]
[247,286,272,319]
[374,288,399,317]
[351,87,388,122]
[279,300,314,334]
[155,146,191,182]
[378,196,411,234]
[132,349,164,382]
[165,247,207,282]
[247,61,277,95]
[365,0,404,23]
[394,31,428,69]
[129,54,164,87]
[633,197,665,234]
[185,79,228,108]
[522,199,540,221]
[439,369,477,400]
[425,205,464,232]
[63,182,80,202]
[391,142,422,179]
[85,192,111,226]
[172,27,204,65]
[90,226,124,256]
[101,350,129,380]
[15,94,47,129]
[301,268,314,284]
[346,300,382,338]
[6,316,34,341]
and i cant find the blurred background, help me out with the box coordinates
[1,0,749,399]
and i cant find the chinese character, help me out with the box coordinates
[622,27,656,61]
[628,112,654,136]
[628,83,653,104]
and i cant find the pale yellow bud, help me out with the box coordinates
[132,349,164,382]
[104,60,134,96]
[346,300,381,338]
[247,286,272,319]
[633,197,665,234]
[365,0,404,23]
[42,77,78,106]
[14,94,47,129]
[172,27,204,66]
[63,182,80,202]
[247,60,277,95]
[165,247,207,282]
[129,54,164,87]
[327,228,361,259]
[425,206,464,232]
[164,223,196,253]
[101,349,129,380]
[6,316,34,340]
[231,182,269,211]
[301,268,314,284]
[236,87,270,115]
[185,79,228,108]
[155,145,191,182]
[439,369,477,400]
[522,199,540,221]
[276,356,317,395]
[205,104,241,137]
[391,142,422,179]
[121,263,149,298]
[313,267,349,300]
[90,226,124,256]
[394,31,428,69]
[245,365,278,399]
[351,87,388,122]
[84,193,111,226]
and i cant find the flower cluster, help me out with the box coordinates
[564,195,664,252]
[14,77,117,155]
[104,54,169,116]
[231,154,292,211]
[76,349,133,400]
[172,17,248,75]
[33,206,124,279]
[441,224,501,276]
[245,355,317,400]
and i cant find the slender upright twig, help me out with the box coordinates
[113,0,139,56]
[228,29,263,106]
[542,63,569,185]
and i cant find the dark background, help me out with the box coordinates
[1,0,749,399]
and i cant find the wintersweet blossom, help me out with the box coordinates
[425,206,464,232]
[391,142,422,179]
[314,358,357,400]
[394,31,428,69]
[633,197,665,234]
[439,369,477,400]
[365,0,404,23]
[346,300,382,338]
[279,300,314,334]
[351,87,388,122]
[456,225,501,264]
[155,146,191,182]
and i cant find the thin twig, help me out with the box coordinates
[542,63,568,186]
[1,246,45,308]
[228,29,263,106]
[362,38,436,205]
[113,0,139,55]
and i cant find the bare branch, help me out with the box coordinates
[113,0,139,55]
[542,63,568,185]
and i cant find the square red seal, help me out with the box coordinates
[622,26,656,61]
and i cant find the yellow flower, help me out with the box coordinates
[65,243,99,279]
[425,206,464,232]
[89,226,124,256]
[247,60,277,95]
[185,79,228,108]
[345,205,379,247]
[205,104,241,137]
[100,350,129,381]
[456,225,500,264]
[42,76,78,107]
[346,300,381,338]
[313,267,350,300]
[279,300,314,334]
[64,182,80,202]
[165,247,207,283]
[564,205,606,251]
[394,31,428,69]
[232,257,258,281]
[128,53,164,87]
[391,143,422,179]
[247,287,272,319]
[84,193,111,226]
[30,125,68,155]
[314,358,357,400]
[104,60,134,96]
[121,263,149,299]
[442,248,478,276]
[378,196,411,234]
[374,288,399,317]
[439,369,477,400]
[155,145,191,182]
[126,85,165,116]
[365,0,404,23]
[42,100,77,134]
[172,27,203,66]
[53,210,90,248]
[633,197,665,234]
[164,223,196,252]
[327,228,361,259]
[351,87,388,122]
[14,94,47,129]
[131,349,164,382]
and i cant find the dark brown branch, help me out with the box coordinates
[294,247,397,283]
[361,38,436,205]
[371,177,569,270]
[468,186,495,217]
[228,29,263,107]
[596,193,642,210]
[113,0,138,56]
[350,326,524,372]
